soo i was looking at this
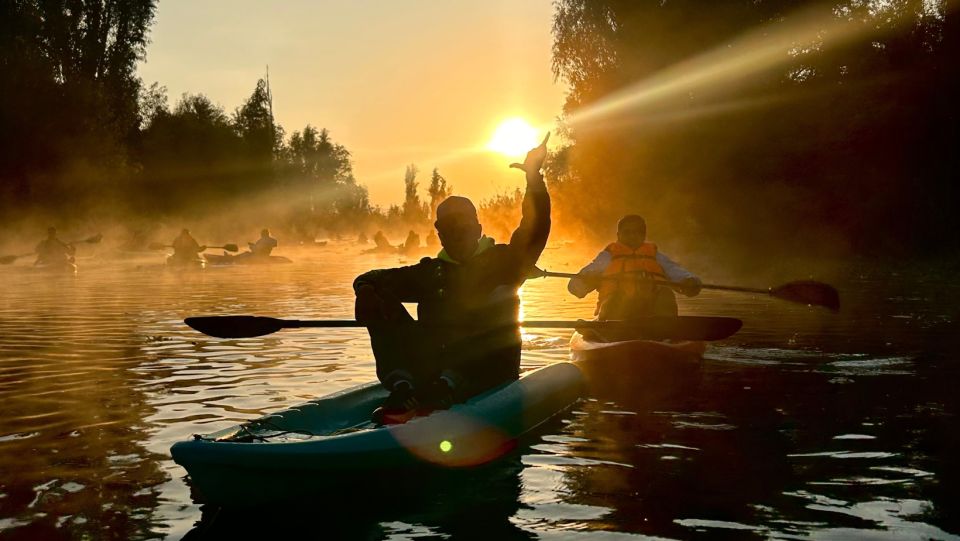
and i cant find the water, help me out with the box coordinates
[0,244,957,540]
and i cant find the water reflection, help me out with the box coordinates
[0,246,957,539]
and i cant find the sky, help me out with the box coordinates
[137,0,568,207]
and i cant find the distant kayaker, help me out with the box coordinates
[399,230,421,254]
[425,229,439,248]
[249,228,278,257]
[35,227,75,266]
[354,135,551,423]
[171,229,205,262]
[567,215,701,320]
[372,230,391,250]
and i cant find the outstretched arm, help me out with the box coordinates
[507,134,551,270]
[568,251,611,298]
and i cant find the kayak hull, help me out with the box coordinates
[204,254,292,265]
[34,261,78,275]
[569,331,706,364]
[171,362,583,506]
[166,256,205,270]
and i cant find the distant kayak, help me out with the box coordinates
[166,255,206,270]
[34,261,78,275]
[170,362,583,506]
[205,253,293,265]
[569,330,706,364]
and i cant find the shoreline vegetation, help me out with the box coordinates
[1,1,957,264]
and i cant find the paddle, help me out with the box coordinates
[148,242,239,252]
[184,315,742,341]
[0,233,103,265]
[531,269,840,312]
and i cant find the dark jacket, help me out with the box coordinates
[353,174,550,391]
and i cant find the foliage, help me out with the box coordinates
[550,0,960,256]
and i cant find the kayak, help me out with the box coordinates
[34,261,78,275]
[205,253,293,265]
[166,255,206,270]
[569,330,706,364]
[170,362,583,506]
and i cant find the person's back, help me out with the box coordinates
[250,229,278,257]
[171,230,203,261]
[373,231,390,249]
[35,228,74,265]
[568,215,701,322]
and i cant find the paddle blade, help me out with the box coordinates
[0,255,17,265]
[222,243,239,252]
[573,316,742,341]
[185,316,286,338]
[83,233,103,244]
[770,281,840,312]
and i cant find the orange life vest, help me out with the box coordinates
[596,242,667,315]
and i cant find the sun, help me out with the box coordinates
[487,118,540,158]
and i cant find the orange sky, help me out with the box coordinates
[138,0,567,207]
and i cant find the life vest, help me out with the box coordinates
[596,242,667,315]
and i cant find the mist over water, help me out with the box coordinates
[0,244,956,540]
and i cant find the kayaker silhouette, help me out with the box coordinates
[169,229,206,266]
[354,134,551,424]
[245,228,278,258]
[35,226,76,267]
[567,214,701,328]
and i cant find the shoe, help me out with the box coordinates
[425,378,456,410]
[371,381,420,425]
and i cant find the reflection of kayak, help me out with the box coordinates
[569,330,706,364]
[170,362,583,506]
[166,255,206,270]
[205,253,293,265]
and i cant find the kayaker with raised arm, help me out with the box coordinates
[567,215,701,321]
[354,134,551,424]
[35,227,75,266]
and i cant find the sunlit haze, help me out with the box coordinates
[487,118,541,157]
[138,0,566,207]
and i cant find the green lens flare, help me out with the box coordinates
[440,440,453,453]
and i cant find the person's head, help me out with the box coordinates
[435,196,482,262]
[616,215,646,248]
[47,227,57,239]
[180,228,190,237]
[261,228,270,238]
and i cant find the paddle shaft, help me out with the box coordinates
[272,319,707,329]
[0,234,100,264]
[536,270,765,293]
[184,314,743,341]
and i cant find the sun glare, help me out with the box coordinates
[487,118,539,157]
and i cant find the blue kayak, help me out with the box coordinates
[170,362,583,506]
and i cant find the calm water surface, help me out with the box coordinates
[0,243,957,540]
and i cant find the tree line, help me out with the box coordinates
[548,0,960,258]
[0,0,461,242]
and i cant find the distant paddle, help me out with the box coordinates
[0,233,103,265]
[185,315,742,341]
[532,269,840,312]
[148,242,239,252]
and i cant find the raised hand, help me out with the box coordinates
[509,132,550,175]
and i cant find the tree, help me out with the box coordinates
[0,0,158,218]
[551,0,960,256]
[401,164,429,226]
[427,168,452,220]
